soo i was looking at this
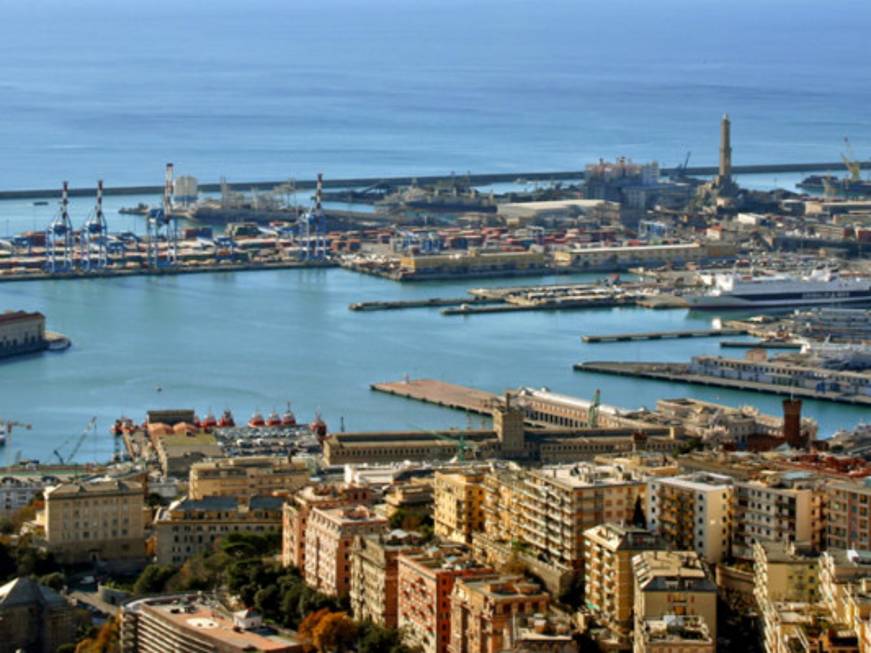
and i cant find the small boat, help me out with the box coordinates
[265,411,282,427]
[218,409,236,428]
[33,200,49,206]
[248,411,265,428]
[281,403,297,427]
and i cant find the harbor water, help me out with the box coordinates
[0,268,866,464]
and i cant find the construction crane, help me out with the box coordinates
[53,417,97,465]
[0,420,32,448]
[843,137,862,182]
[587,389,601,428]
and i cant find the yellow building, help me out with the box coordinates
[0,310,45,358]
[155,495,283,566]
[43,479,145,564]
[583,523,665,633]
[447,575,549,653]
[188,455,309,500]
[481,469,524,544]
[518,464,644,572]
[752,541,819,607]
[632,551,718,641]
[826,480,871,551]
[434,470,486,544]
[552,242,708,270]
[398,251,548,279]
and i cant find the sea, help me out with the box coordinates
[0,0,869,462]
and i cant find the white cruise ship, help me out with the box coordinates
[686,270,871,309]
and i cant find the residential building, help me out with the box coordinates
[434,470,486,544]
[384,478,434,520]
[752,541,820,607]
[43,479,145,564]
[188,455,309,500]
[519,464,645,571]
[155,495,283,565]
[647,473,733,563]
[733,473,822,557]
[509,614,577,653]
[819,549,871,625]
[634,615,714,653]
[0,474,60,517]
[121,594,302,652]
[447,575,549,653]
[281,483,375,569]
[632,551,718,641]
[583,523,665,632]
[0,577,79,653]
[481,469,524,543]
[350,530,427,628]
[304,505,388,597]
[827,478,871,551]
[397,547,492,653]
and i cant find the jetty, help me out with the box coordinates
[349,297,499,312]
[574,361,871,406]
[581,328,746,343]
[371,379,499,415]
[720,340,802,350]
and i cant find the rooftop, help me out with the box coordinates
[632,551,716,593]
[45,479,142,497]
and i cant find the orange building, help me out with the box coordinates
[303,505,388,597]
[281,484,375,569]
[397,547,492,653]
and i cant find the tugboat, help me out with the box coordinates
[201,410,218,430]
[248,411,265,428]
[281,403,297,427]
[265,411,282,428]
[218,409,236,428]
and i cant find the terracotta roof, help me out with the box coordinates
[0,310,44,325]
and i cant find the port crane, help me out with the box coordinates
[146,163,179,268]
[45,181,76,273]
[81,180,109,270]
[842,138,863,182]
[53,417,97,465]
[413,425,480,463]
[0,419,32,447]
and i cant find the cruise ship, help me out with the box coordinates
[686,270,871,309]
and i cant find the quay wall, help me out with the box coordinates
[0,161,866,199]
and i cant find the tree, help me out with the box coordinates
[357,621,410,653]
[632,495,647,529]
[312,611,357,653]
[39,571,66,591]
[133,564,176,595]
[254,585,280,620]
[297,608,331,653]
[75,617,120,653]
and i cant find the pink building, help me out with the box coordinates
[304,505,388,597]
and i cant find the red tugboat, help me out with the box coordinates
[218,409,236,428]
[281,403,297,427]
[265,411,282,428]
[248,411,265,428]
[201,410,218,430]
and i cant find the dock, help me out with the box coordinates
[720,340,802,350]
[581,328,746,343]
[371,379,499,415]
[574,361,871,406]
[349,297,500,312]
[443,296,637,315]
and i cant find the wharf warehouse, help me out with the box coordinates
[552,242,736,271]
[397,250,548,280]
[497,199,620,224]
[0,310,46,359]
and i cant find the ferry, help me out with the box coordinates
[686,270,871,309]
[248,411,265,428]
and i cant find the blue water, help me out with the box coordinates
[0,0,869,190]
[1,0,870,462]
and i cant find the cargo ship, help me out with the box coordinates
[686,270,871,309]
[797,174,871,196]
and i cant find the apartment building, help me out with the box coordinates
[0,577,79,653]
[155,495,283,565]
[43,479,145,564]
[188,455,309,500]
[733,474,822,558]
[122,594,302,653]
[397,547,492,653]
[281,483,375,569]
[304,505,388,597]
[827,479,871,551]
[518,464,644,571]
[634,616,714,653]
[583,523,665,633]
[0,475,60,517]
[349,530,427,629]
[752,541,820,607]
[480,469,524,544]
[647,473,733,564]
[632,551,718,641]
[434,470,486,544]
[447,575,549,653]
